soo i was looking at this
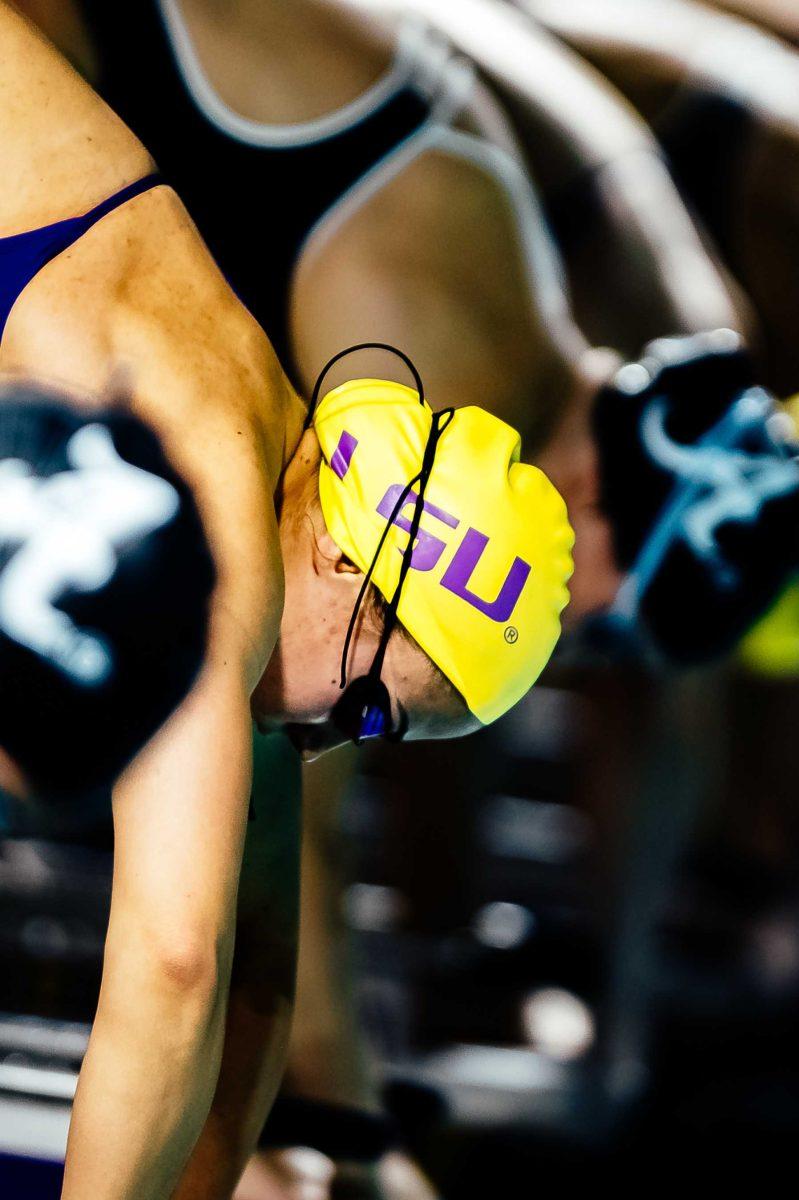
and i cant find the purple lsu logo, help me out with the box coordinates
[376,484,531,623]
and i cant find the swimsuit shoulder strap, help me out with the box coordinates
[71,173,165,235]
[0,174,165,342]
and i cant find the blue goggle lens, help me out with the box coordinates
[359,702,389,741]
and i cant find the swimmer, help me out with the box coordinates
[16,6,799,1196]
[0,6,574,1196]
[4,11,617,1190]
[22,0,755,627]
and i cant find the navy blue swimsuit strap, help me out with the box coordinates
[73,171,164,228]
[0,173,165,342]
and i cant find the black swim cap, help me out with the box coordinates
[0,381,215,797]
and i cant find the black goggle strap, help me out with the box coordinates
[304,340,428,689]
[369,408,455,681]
[305,342,426,432]
[338,406,454,690]
[338,471,422,689]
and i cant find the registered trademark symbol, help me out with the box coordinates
[504,626,519,644]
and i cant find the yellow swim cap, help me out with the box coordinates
[314,379,574,725]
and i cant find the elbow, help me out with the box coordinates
[121,922,235,1013]
[156,934,226,996]
[95,921,235,1066]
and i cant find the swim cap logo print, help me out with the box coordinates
[330,431,358,480]
[441,528,531,622]
[0,424,180,685]
[377,485,458,572]
[376,485,531,622]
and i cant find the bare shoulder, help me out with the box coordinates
[119,196,292,685]
[2,181,293,687]
[0,1,152,235]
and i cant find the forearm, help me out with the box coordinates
[172,933,296,1200]
[63,954,229,1200]
[174,731,302,1199]
[62,649,256,1199]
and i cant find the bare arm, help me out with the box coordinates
[62,643,255,1199]
[173,731,302,1200]
[57,295,287,1198]
[57,335,289,1198]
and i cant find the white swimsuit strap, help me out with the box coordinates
[300,123,568,328]
[157,1,455,147]
[427,54,476,129]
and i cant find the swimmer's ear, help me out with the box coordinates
[309,514,364,579]
[307,484,364,578]
[334,553,362,576]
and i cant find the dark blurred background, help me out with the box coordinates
[7,654,799,1189]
